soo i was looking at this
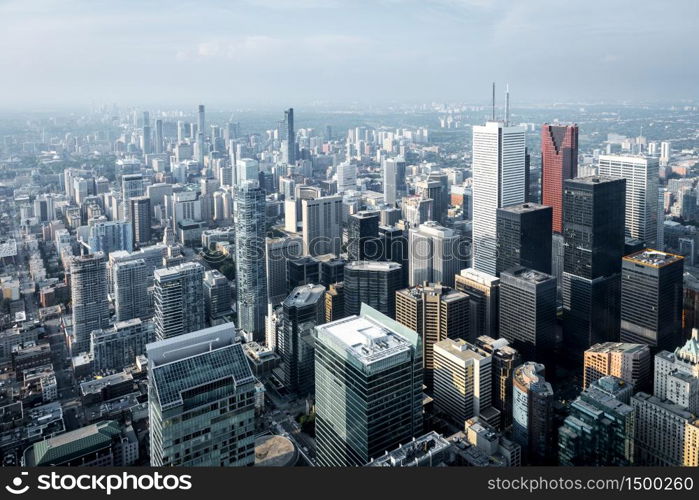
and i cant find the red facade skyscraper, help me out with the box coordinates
[541,124,578,233]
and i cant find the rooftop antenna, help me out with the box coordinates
[491,82,496,121]
[505,84,510,126]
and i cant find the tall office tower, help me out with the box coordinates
[284,108,295,164]
[496,203,552,275]
[433,338,496,426]
[203,270,232,321]
[472,121,527,276]
[318,254,346,286]
[348,211,380,261]
[654,330,699,413]
[279,284,325,396]
[142,111,151,154]
[234,180,268,341]
[265,235,303,306]
[344,261,403,318]
[395,283,469,387]
[336,161,357,193]
[121,173,144,218]
[474,336,522,428]
[402,195,433,227]
[455,268,500,340]
[541,123,578,233]
[287,256,319,292]
[314,304,422,466]
[562,176,626,359]
[324,283,345,322]
[558,376,635,466]
[499,267,556,365]
[301,195,342,257]
[148,324,257,466]
[620,250,684,351]
[113,259,149,322]
[583,342,651,391]
[551,233,564,303]
[383,156,406,205]
[70,253,110,354]
[154,119,163,154]
[197,104,205,165]
[415,175,449,226]
[129,196,151,247]
[512,362,555,465]
[408,221,462,287]
[631,392,694,466]
[378,225,409,286]
[597,155,659,247]
[660,141,671,167]
[91,318,154,372]
[153,262,205,341]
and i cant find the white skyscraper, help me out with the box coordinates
[336,161,357,193]
[301,195,343,257]
[408,221,462,287]
[660,141,671,166]
[597,154,659,247]
[472,121,526,276]
[383,156,406,205]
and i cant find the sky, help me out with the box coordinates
[1,0,698,108]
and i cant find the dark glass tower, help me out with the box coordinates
[347,211,380,261]
[344,261,403,318]
[496,203,552,276]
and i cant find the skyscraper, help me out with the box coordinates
[234,180,268,341]
[562,176,626,359]
[472,121,527,276]
[279,284,325,396]
[142,111,151,155]
[347,210,380,262]
[153,262,205,341]
[129,196,151,247]
[265,235,303,306]
[113,259,150,322]
[474,335,522,428]
[597,154,659,248]
[496,203,552,275]
[301,195,342,257]
[154,118,163,154]
[541,123,578,233]
[121,173,144,220]
[203,270,232,321]
[383,156,406,205]
[197,104,205,165]
[395,283,469,387]
[583,342,651,390]
[416,174,449,226]
[284,108,295,164]
[513,362,555,465]
[314,304,422,466]
[148,324,257,466]
[344,260,403,318]
[70,253,110,353]
[455,268,500,340]
[336,161,357,193]
[620,249,684,351]
[408,221,462,287]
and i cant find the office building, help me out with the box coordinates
[91,318,154,372]
[597,155,659,247]
[496,203,552,275]
[513,362,555,465]
[583,342,651,390]
[129,196,151,247]
[153,262,205,341]
[541,124,578,233]
[344,260,403,318]
[620,250,684,350]
[113,259,150,322]
[416,174,449,225]
[472,121,527,276]
[408,221,462,287]
[148,324,257,466]
[383,156,407,205]
[286,256,319,292]
[265,235,303,306]
[499,267,556,365]
[336,161,357,193]
[348,211,380,261]
[71,253,110,354]
[284,108,295,164]
[203,270,232,321]
[474,336,522,428]
[314,304,422,466]
[302,195,342,257]
[395,283,469,387]
[324,283,345,322]
[455,268,499,340]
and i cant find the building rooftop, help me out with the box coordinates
[567,175,623,186]
[434,338,489,364]
[458,268,499,286]
[501,266,554,283]
[623,249,683,268]
[498,203,550,214]
[25,420,122,466]
[514,362,553,396]
[585,342,649,355]
[283,284,325,308]
[368,431,452,467]
[345,260,401,272]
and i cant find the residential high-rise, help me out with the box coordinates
[203,270,232,321]
[154,119,163,154]
[284,108,295,164]
[383,156,407,206]
[153,262,205,341]
[197,104,205,165]
[121,173,144,220]
[279,284,325,396]
[541,124,578,233]
[344,261,403,318]
[265,235,303,306]
[620,249,684,351]
[234,180,268,341]
[455,268,499,339]
[597,154,659,247]
[348,211,380,261]
[148,324,257,466]
[583,342,651,390]
[314,304,422,466]
[660,141,671,166]
[71,253,110,354]
[395,283,469,387]
[512,362,555,465]
[129,196,151,247]
[87,219,133,255]
[433,338,495,426]
[302,195,342,257]
[499,267,556,365]
[408,221,462,287]
[474,336,522,428]
[562,176,626,359]
[472,121,527,276]
[91,318,154,372]
[496,203,552,275]
[113,258,150,322]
